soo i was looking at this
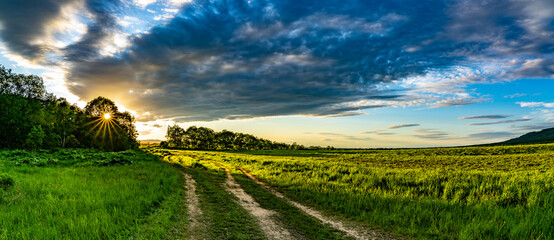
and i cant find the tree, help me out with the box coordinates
[0,65,49,148]
[80,96,138,151]
[25,126,45,150]
[52,98,81,148]
[84,96,118,117]
[0,65,46,99]
[0,65,139,151]
[166,125,186,148]
[162,125,318,150]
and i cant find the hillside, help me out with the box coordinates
[502,127,554,145]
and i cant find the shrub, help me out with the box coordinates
[0,173,15,190]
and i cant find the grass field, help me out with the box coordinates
[3,144,553,239]
[0,148,183,240]
[153,143,554,240]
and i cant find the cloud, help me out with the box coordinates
[0,0,553,122]
[318,132,372,141]
[467,118,532,126]
[361,130,395,136]
[63,0,123,62]
[504,93,526,99]
[387,123,420,129]
[413,128,452,140]
[132,0,158,9]
[431,97,489,108]
[468,131,516,140]
[517,102,554,108]
[458,114,511,119]
[0,0,78,61]
[512,122,554,131]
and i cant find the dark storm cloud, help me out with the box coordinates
[459,115,511,120]
[0,0,122,62]
[0,0,75,60]
[1,0,553,121]
[68,0,458,120]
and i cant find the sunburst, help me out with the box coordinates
[84,112,122,150]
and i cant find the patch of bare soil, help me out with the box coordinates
[218,164,294,240]
[181,172,204,239]
[236,166,399,240]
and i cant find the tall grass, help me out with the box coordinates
[0,149,181,240]
[165,143,554,239]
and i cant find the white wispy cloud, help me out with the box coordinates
[467,118,532,126]
[388,123,420,129]
[517,102,554,108]
[504,93,526,99]
[458,114,511,119]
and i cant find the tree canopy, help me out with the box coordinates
[163,125,329,150]
[0,65,138,151]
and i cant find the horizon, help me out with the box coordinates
[0,0,553,148]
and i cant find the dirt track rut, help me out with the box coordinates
[235,166,398,240]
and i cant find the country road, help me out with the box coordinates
[166,151,400,240]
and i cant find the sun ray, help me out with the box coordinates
[84,111,126,150]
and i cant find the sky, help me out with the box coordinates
[0,0,553,147]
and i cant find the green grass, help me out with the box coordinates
[157,143,554,239]
[232,173,349,239]
[0,148,183,240]
[131,164,188,240]
[169,160,267,240]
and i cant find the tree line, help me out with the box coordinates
[0,65,138,151]
[163,125,333,150]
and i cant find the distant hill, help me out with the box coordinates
[501,127,554,145]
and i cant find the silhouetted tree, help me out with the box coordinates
[80,96,138,151]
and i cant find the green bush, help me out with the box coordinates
[0,173,15,190]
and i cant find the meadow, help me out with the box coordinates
[157,143,554,240]
[2,143,553,239]
[0,148,183,240]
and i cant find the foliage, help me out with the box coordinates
[165,125,327,150]
[0,65,138,151]
[80,97,138,151]
[0,148,157,167]
[0,173,14,190]
[0,65,47,99]
[24,126,45,150]
[155,143,554,240]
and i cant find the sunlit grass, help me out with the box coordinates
[155,143,554,239]
[0,149,181,240]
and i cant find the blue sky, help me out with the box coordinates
[0,0,552,147]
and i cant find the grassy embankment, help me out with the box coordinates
[161,143,554,240]
[0,148,183,240]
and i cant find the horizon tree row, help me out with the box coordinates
[0,65,138,151]
[163,125,325,150]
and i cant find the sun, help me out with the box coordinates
[103,113,111,120]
